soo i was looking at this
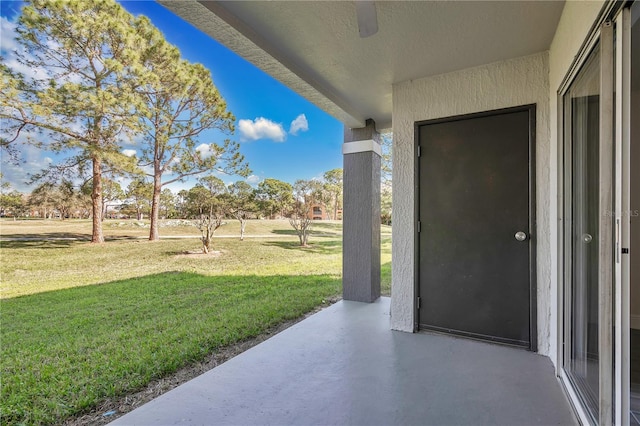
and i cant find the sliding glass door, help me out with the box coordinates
[561,3,638,425]
[562,18,616,425]
[564,44,602,422]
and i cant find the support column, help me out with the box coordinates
[342,118,381,302]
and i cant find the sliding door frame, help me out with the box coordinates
[599,19,615,426]
[557,1,627,424]
[614,6,631,426]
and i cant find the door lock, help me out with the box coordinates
[515,231,527,242]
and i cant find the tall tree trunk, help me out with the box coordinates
[91,157,104,243]
[149,169,162,241]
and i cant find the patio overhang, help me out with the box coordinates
[158,1,565,131]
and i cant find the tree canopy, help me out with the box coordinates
[134,35,249,241]
[0,0,248,242]
[255,178,293,219]
[289,179,316,246]
[187,175,228,253]
[0,0,157,241]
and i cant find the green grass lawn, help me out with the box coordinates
[0,219,391,424]
[0,218,347,240]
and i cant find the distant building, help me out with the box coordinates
[307,203,327,220]
[306,202,342,220]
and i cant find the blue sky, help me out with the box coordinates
[0,1,344,192]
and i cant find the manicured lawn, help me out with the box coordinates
[1,235,343,298]
[0,219,391,298]
[0,218,345,240]
[2,273,341,424]
[0,220,392,424]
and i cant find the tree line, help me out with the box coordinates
[0,0,394,242]
[0,169,344,250]
[1,0,248,243]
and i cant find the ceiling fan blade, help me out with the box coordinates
[355,1,378,38]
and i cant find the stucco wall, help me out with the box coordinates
[390,1,608,363]
[391,53,551,352]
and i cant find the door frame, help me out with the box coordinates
[413,104,538,352]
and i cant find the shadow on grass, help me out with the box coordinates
[269,229,297,236]
[0,234,141,248]
[307,221,342,231]
[263,239,342,254]
[1,271,342,425]
[0,234,91,249]
[270,229,340,237]
[270,221,342,235]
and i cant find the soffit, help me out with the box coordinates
[159,1,565,130]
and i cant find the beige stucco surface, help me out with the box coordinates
[391,53,551,350]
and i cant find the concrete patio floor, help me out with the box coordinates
[112,297,576,425]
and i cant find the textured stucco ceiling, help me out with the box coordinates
[159,1,565,130]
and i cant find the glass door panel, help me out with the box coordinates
[564,44,601,422]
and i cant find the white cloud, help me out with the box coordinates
[246,175,260,185]
[165,180,193,194]
[238,117,286,142]
[195,143,213,159]
[289,114,309,135]
[1,16,51,82]
[119,132,144,147]
[122,149,137,157]
[0,16,19,53]
[1,15,85,85]
[140,165,154,176]
[0,145,60,192]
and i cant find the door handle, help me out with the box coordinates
[515,231,527,242]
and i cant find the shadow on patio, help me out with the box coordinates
[112,298,576,425]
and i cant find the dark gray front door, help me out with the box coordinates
[417,105,536,349]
